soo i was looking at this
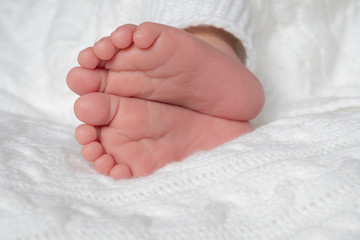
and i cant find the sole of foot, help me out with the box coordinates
[67,22,264,121]
[74,92,253,179]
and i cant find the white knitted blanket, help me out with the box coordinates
[1,0,360,239]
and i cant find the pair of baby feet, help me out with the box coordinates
[67,22,264,179]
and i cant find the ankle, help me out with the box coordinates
[184,26,246,63]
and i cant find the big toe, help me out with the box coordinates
[74,92,119,126]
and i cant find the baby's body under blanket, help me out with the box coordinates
[1,0,360,239]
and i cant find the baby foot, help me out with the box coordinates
[67,22,264,121]
[74,92,252,179]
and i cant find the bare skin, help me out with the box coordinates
[67,22,264,179]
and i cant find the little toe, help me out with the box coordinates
[67,67,106,95]
[77,47,101,69]
[93,154,115,175]
[74,92,119,126]
[109,164,132,180]
[75,124,99,145]
[133,22,163,49]
[105,22,176,71]
[93,37,118,60]
[112,142,157,178]
[110,24,137,49]
[81,141,104,162]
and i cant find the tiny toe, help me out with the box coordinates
[81,141,104,162]
[78,47,101,69]
[93,37,118,60]
[133,22,162,49]
[67,67,106,95]
[75,124,99,145]
[114,142,157,178]
[74,93,119,126]
[93,154,115,175]
[109,164,132,180]
[110,24,137,49]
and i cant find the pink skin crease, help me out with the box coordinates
[67,22,264,180]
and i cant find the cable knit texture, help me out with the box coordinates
[1,0,360,239]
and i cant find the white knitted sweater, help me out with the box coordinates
[1,0,360,239]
